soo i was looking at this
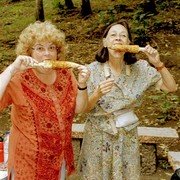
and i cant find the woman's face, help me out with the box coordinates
[31,41,58,74]
[103,24,130,58]
[105,24,130,47]
[31,41,58,63]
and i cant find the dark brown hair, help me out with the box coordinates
[95,19,137,64]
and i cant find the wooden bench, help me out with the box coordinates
[72,123,179,174]
[168,151,180,171]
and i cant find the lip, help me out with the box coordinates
[114,43,123,45]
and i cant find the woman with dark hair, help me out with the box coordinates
[78,19,177,179]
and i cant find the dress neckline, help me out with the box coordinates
[31,69,58,86]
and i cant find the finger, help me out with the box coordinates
[79,72,87,78]
[100,81,114,88]
[79,69,89,74]
[100,80,114,86]
[77,65,88,71]
[101,88,112,95]
[28,58,39,67]
[101,86,113,92]
[100,83,114,91]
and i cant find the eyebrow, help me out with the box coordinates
[34,43,54,46]
[110,30,127,34]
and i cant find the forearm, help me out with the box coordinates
[0,65,17,100]
[83,88,101,113]
[156,63,177,92]
[75,84,88,113]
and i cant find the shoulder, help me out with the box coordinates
[133,59,150,69]
[87,61,102,71]
[132,59,154,74]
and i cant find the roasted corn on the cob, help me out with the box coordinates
[32,60,80,69]
[111,45,143,53]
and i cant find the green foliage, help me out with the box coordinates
[98,9,115,26]
[148,92,179,124]
[158,159,171,169]
[132,7,153,46]
[52,0,64,9]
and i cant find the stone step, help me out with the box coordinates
[138,127,179,145]
[168,151,180,171]
[72,124,179,145]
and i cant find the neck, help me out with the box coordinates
[108,55,125,75]
[33,69,57,85]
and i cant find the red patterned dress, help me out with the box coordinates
[0,68,77,180]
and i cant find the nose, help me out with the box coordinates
[44,49,50,55]
[116,36,121,41]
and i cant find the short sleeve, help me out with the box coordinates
[137,60,161,87]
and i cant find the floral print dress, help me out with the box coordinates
[78,60,161,180]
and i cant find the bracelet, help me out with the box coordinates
[78,86,87,90]
[155,63,165,71]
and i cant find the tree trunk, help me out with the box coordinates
[35,0,45,22]
[81,0,92,17]
[143,0,157,14]
[65,0,75,9]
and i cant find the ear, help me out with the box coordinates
[103,38,107,47]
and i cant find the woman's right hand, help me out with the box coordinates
[96,78,114,98]
[10,55,38,74]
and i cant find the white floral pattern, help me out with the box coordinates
[78,60,161,180]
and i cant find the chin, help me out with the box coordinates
[113,52,124,58]
[36,68,54,74]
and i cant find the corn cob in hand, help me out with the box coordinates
[110,45,145,53]
[32,60,80,69]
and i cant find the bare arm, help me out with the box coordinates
[155,65,177,92]
[0,65,17,100]
[75,66,90,113]
[143,45,177,92]
[0,55,38,100]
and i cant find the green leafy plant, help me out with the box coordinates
[148,92,179,124]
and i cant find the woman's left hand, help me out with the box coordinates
[77,65,90,87]
[143,45,162,67]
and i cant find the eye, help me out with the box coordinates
[49,45,56,51]
[36,46,44,51]
[120,34,127,37]
[110,33,116,37]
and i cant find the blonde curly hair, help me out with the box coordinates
[16,21,66,61]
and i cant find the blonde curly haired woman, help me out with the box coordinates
[0,21,90,180]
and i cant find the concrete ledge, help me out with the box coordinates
[138,127,179,145]
[72,124,179,145]
[168,151,180,171]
